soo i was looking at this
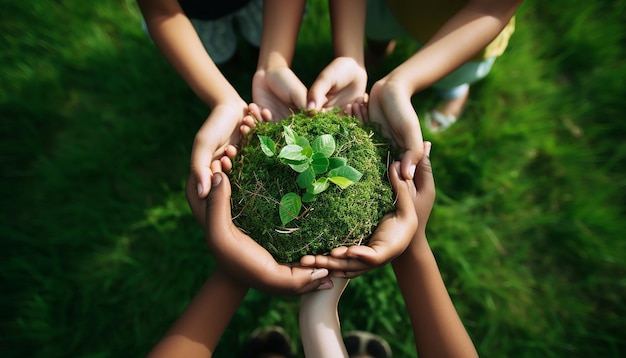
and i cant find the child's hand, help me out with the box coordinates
[348,77,425,181]
[252,67,308,121]
[186,172,333,296]
[300,160,418,278]
[190,101,257,198]
[307,57,367,114]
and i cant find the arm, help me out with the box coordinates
[253,0,308,120]
[385,0,522,94]
[391,142,478,357]
[138,0,267,198]
[137,0,241,107]
[147,270,248,358]
[307,0,368,112]
[301,143,478,356]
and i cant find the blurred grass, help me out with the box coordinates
[2,0,625,357]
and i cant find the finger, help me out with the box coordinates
[331,269,369,279]
[192,166,213,199]
[414,141,435,195]
[398,148,423,181]
[220,156,233,173]
[205,172,233,233]
[389,161,417,219]
[308,76,333,111]
[300,254,370,272]
[225,144,238,159]
[290,267,333,293]
[210,159,222,175]
[247,103,262,122]
[185,174,206,228]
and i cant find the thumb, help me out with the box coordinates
[205,172,233,229]
[307,76,332,111]
[193,166,212,199]
[389,161,418,224]
[413,142,435,196]
[400,147,424,181]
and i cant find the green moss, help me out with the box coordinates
[230,111,394,262]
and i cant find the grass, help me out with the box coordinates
[2,0,625,356]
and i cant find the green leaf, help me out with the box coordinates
[279,145,308,161]
[258,135,276,157]
[296,135,310,148]
[302,192,317,203]
[307,177,330,194]
[312,134,336,158]
[283,126,297,145]
[328,157,347,170]
[285,159,310,173]
[279,192,302,226]
[328,176,354,189]
[311,153,329,174]
[302,145,313,158]
[297,168,315,189]
[327,165,363,189]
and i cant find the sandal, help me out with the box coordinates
[425,109,457,133]
[343,330,392,358]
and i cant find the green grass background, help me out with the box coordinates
[2,0,625,356]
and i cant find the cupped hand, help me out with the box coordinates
[307,57,367,113]
[252,67,308,122]
[348,78,424,181]
[190,100,266,199]
[300,160,418,278]
[185,172,333,296]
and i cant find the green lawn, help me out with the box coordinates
[3,0,625,357]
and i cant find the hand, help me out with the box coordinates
[185,172,333,296]
[300,160,418,278]
[252,67,308,121]
[348,78,424,181]
[190,101,267,199]
[307,57,367,113]
[409,141,435,240]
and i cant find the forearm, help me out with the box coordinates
[386,0,522,93]
[392,235,478,358]
[138,0,240,107]
[257,0,306,70]
[147,270,248,358]
[329,0,366,66]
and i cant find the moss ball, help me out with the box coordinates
[230,111,394,263]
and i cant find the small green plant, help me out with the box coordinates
[230,111,394,262]
[258,126,363,226]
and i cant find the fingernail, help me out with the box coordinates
[197,183,203,195]
[408,164,416,179]
[318,281,333,290]
[307,101,315,110]
[212,173,222,187]
[425,142,432,157]
[311,268,328,280]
